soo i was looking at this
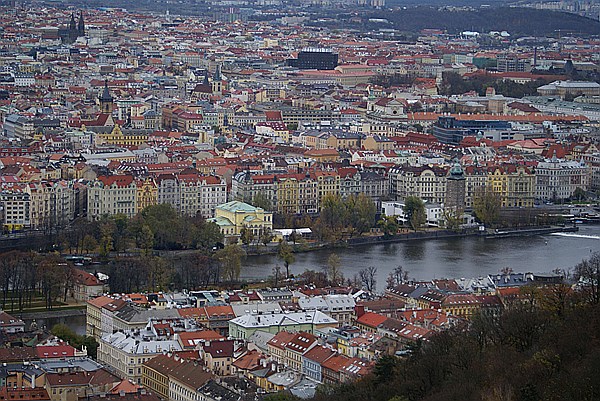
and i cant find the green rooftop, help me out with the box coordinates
[216,201,263,213]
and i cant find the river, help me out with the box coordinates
[40,226,600,334]
[21,314,87,336]
[240,225,600,292]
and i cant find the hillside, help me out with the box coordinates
[367,7,600,36]
[309,291,600,401]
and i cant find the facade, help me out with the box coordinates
[537,80,600,99]
[302,345,336,382]
[288,49,339,70]
[97,331,182,384]
[87,175,137,220]
[228,311,337,340]
[71,269,106,302]
[496,55,532,73]
[389,165,448,204]
[28,181,74,229]
[297,294,356,327]
[432,116,512,145]
[1,188,31,230]
[535,158,590,200]
[86,296,114,339]
[208,201,272,241]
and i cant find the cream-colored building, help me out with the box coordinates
[87,175,137,220]
[97,331,181,384]
[27,180,74,229]
[208,201,272,242]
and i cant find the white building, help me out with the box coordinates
[296,294,356,326]
[535,158,590,200]
[97,330,182,384]
[87,175,138,220]
[382,200,444,227]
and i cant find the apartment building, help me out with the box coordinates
[87,175,138,220]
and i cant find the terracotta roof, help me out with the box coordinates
[356,312,388,329]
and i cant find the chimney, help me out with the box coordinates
[355,305,365,318]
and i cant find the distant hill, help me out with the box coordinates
[367,7,600,36]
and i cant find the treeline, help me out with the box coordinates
[439,72,552,97]
[0,252,73,311]
[308,254,600,401]
[311,193,378,242]
[51,324,99,359]
[64,204,224,256]
[369,7,600,36]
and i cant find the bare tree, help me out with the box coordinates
[359,266,377,292]
[272,265,282,287]
[386,265,410,289]
[574,251,600,305]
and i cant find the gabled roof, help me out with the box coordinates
[356,312,388,329]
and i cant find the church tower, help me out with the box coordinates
[78,11,85,36]
[211,64,223,95]
[98,80,114,114]
[69,13,76,30]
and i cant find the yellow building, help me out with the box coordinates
[136,178,157,213]
[487,166,535,208]
[96,124,148,147]
[312,171,341,209]
[208,201,273,242]
[276,175,300,215]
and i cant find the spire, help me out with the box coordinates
[78,11,85,36]
[214,64,222,81]
[69,13,76,30]
[99,80,114,114]
[202,72,209,86]
[99,80,113,102]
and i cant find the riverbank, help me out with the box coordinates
[241,224,600,291]
[485,225,578,238]
[240,225,578,255]
[15,306,86,320]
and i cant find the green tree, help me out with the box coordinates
[378,215,399,237]
[51,324,99,359]
[320,193,348,240]
[442,207,463,231]
[289,230,299,244]
[325,253,344,286]
[111,214,129,252]
[98,219,116,257]
[573,187,586,202]
[260,228,274,248]
[252,192,272,211]
[140,224,154,255]
[215,244,246,282]
[82,234,97,254]
[141,204,181,250]
[347,193,377,236]
[473,187,502,227]
[278,240,295,278]
[192,218,224,253]
[403,196,426,231]
[240,225,254,247]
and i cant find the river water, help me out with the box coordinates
[240,225,600,292]
[22,314,87,336]
[41,226,600,334]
